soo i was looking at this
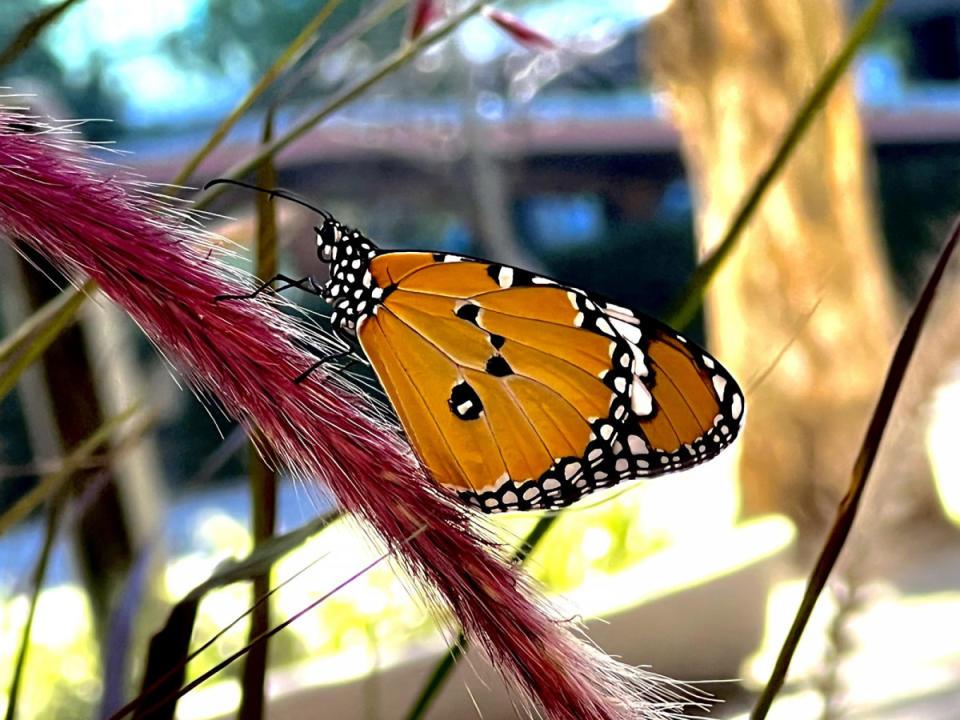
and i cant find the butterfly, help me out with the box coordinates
[212,181,745,513]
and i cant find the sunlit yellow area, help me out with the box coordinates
[928,376,960,525]
[740,581,960,718]
[0,587,99,720]
[173,514,438,713]
[493,447,744,592]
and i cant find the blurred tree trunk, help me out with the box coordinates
[648,1,898,533]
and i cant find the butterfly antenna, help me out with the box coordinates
[204,178,332,219]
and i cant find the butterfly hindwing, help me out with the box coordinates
[356,251,743,512]
[595,301,744,477]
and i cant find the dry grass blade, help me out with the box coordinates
[0,280,89,403]
[749,217,960,719]
[124,523,418,720]
[0,0,86,70]
[112,510,341,720]
[0,403,142,538]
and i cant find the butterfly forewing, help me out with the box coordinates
[354,251,744,512]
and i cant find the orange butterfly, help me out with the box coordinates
[214,182,744,513]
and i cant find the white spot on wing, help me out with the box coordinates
[610,317,642,344]
[595,317,615,336]
[631,345,649,377]
[713,375,728,400]
[604,303,634,320]
[497,267,514,288]
[632,380,653,416]
[731,392,743,420]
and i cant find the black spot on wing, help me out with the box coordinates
[449,381,483,420]
[455,303,480,326]
[489,334,505,350]
[485,355,513,377]
[484,263,535,287]
[512,268,535,286]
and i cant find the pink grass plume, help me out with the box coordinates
[0,104,705,720]
[482,6,557,50]
[407,0,444,41]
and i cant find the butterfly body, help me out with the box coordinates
[309,216,745,513]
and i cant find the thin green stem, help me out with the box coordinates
[194,0,487,211]
[270,0,409,112]
[169,0,346,187]
[238,116,280,720]
[404,633,466,720]
[4,499,62,720]
[664,0,892,330]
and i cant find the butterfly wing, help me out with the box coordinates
[355,251,744,512]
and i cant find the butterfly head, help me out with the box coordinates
[315,216,344,263]
[314,217,378,265]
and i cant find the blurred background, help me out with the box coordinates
[2,0,960,718]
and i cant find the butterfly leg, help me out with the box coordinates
[215,274,322,302]
[290,336,360,385]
